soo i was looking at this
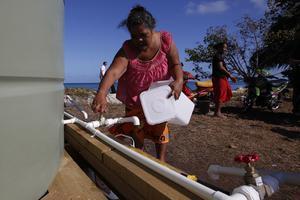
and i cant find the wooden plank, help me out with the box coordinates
[64,124,111,161]
[128,147,189,174]
[103,150,199,200]
[42,151,107,200]
[65,123,203,200]
[65,131,143,200]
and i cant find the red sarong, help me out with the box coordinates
[212,77,232,103]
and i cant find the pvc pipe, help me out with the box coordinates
[81,111,88,119]
[208,165,245,180]
[115,134,135,147]
[86,120,101,129]
[64,95,88,119]
[261,175,279,194]
[64,112,259,200]
[105,116,140,126]
[64,112,213,199]
[84,116,140,138]
[259,169,300,186]
[208,165,300,186]
[85,117,140,129]
[63,118,76,124]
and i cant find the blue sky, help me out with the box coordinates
[64,0,267,83]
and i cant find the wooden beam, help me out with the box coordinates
[65,130,143,200]
[65,124,204,200]
[64,124,111,161]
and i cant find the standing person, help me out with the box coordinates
[288,36,300,116]
[100,61,116,93]
[212,42,237,118]
[92,5,183,162]
[99,61,107,80]
[289,57,300,116]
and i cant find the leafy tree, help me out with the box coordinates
[254,0,300,68]
[258,0,300,114]
[184,26,229,79]
[185,16,267,80]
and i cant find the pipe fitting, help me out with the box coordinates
[259,170,300,186]
[104,118,123,127]
[261,175,279,197]
[86,120,101,128]
[232,186,260,200]
[63,118,76,124]
[130,116,140,126]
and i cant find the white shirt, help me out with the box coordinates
[100,64,106,78]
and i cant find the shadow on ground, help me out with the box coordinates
[271,127,300,140]
[222,106,300,126]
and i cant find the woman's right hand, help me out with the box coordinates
[91,92,108,113]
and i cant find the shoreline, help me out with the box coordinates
[65,87,247,105]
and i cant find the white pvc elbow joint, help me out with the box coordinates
[231,186,260,200]
[81,111,88,119]
[63,118,77,124]
[129,116,140,126]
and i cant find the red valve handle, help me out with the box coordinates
[234,153,259,164]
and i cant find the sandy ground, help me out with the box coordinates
[65,88,300,200]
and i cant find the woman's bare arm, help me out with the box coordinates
[218,61,237,82]
[167,41,183,99]
[92,48,128,113]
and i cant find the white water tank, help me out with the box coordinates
[0,1,64,199]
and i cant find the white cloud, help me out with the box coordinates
[186,1,229,15]
[250,0,266,9]
[186,2,197,14]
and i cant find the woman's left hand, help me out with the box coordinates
[168,80,183,100]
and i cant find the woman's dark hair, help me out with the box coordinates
[213,42,226,50]
[119,5,156,31]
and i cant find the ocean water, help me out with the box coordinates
[230,80,246,90]
[64,82,100,91]
[64,80,245,91]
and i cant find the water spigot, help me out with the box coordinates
[235,153,261,185]
[235,153,266,199]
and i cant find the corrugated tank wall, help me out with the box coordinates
[0,0,64,199]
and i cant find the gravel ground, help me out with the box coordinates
[65,88,300,200]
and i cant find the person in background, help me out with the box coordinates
[212,42,237,118]
[288,32,300,116]
[100,61,116,93]
[100,61,107,80]
[92,5,183,161]
[289,57,300,116]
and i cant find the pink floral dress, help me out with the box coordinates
[116,31,173,108]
